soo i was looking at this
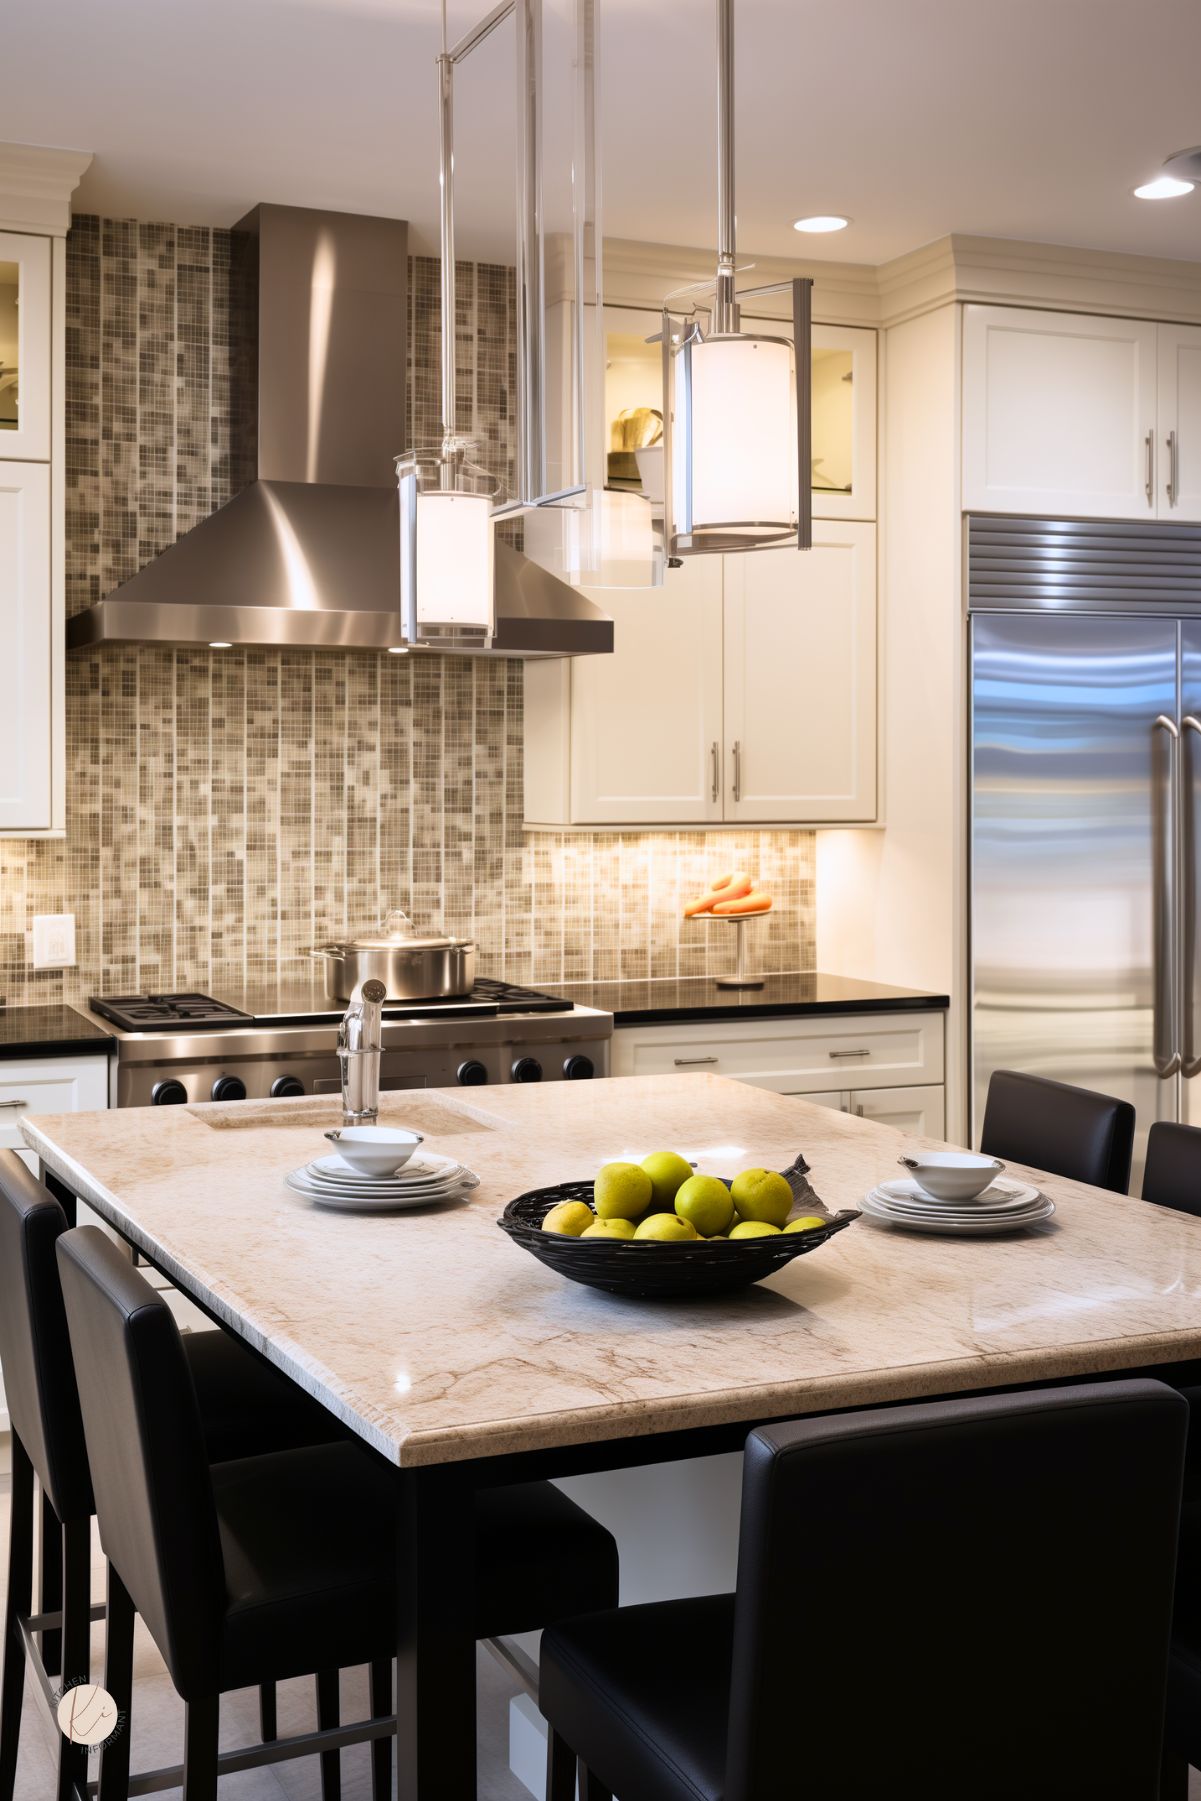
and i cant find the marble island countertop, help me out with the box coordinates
[22,1075,1201,1469]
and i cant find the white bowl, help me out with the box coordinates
[896,1151,1004,1203]
[327,1126,424,1178]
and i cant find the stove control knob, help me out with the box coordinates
[512,1057,543,1083]
[457,1060,489,1086]
[150,1078,188,1106]
[270,1075,305,1099]
[211,1075,247,1103]
[563,1054,595,1081]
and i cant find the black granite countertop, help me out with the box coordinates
[558,973,949,1027]
[0,1005,116,1059]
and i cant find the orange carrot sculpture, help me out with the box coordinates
[712,889,772,916]
[683,871,753,917]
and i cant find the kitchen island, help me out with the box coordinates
[23,1074,1201,1799]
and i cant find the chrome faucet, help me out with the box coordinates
[338,977,386,1125]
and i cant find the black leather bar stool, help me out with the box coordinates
[0,1151,343,1801]
[979,1068,1135,1192]
[56,1226,619,1801]
[541,1382,1185,1801]
[1143,1121,1201,1216]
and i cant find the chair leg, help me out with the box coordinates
[259,1681,277,1742]
[315,1669,341,1801]
[56,1517,93,1801]
[545,1727,575,1801]
[98,1563,134,1801]
[182,1695,219,1801]
[39,1487,62,1680]
[369,1659,391,1801]
[578,1763,611,1801]
[0,1435,34,1801]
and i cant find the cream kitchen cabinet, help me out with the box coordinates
[524,522,877,828]
[0,461,53,830]
[963,304,1201,521]
[789,1082,946,1137]
[723,524,876,823]
[0,1049,109,1431]
[612,1010,944,1096]
[1158,323,1201,520]
[0,222,65,836]
[0,234,52,462]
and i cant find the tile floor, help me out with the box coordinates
[0,1451,534,1801]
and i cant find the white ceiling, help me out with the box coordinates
[8,0,1201,269]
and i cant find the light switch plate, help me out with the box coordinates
[32,914,76,969]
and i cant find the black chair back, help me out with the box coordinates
[726,1381,1186,1800]
[980,1068,1135,1192]
[56,1227,225,1701]
[0,1151,93,1522]
[1143,1121,1201,1217]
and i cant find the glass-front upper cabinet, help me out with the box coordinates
[602,307,877,523]
[0,234,52,462]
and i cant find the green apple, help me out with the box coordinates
[542,1201,595,1236]
[594,1162,653,1221]
[633,1213,699,1242]
[582,1217,636,1240]
[640,1151,694,1212]
[674,1174,735,1238]
[730,1168,793,1229]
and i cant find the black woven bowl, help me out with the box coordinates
[498,1181,859,1299]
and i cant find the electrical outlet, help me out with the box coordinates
[32,914,76,969]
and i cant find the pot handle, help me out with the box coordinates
[380,908,415,938]
[303,946,342,960]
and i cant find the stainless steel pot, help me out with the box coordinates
[306,910,476,1003]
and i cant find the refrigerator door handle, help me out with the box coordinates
[1182,716,1201,1077]
[1153,714,1182,1078]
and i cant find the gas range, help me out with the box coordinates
[86,978,612,1109]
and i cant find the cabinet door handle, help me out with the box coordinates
[0,1097,28,1110]
[829,1048,870,1059]
[1146,429,1155,504]
[1168,430,1179,508]
[731,740,742,803]
[710,741,719,804]
[674,1055,718,1066]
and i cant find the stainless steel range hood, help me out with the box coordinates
[67,204,612,658]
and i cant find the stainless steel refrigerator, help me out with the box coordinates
[970,514,1201,1186]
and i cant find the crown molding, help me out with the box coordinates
[603,231,1201,333]
[942,233,1201,325]
[601,236,882,326]
[0,143,93,236]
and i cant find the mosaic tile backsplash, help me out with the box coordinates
[0,216,815,1006]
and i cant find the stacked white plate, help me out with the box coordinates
[285,1150,480,1213]
[861,1175,1055,1235]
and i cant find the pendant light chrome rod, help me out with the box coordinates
[438,27,457,459]
[447,0,514,64]
[714,0,738,334]
[515,0,546,501]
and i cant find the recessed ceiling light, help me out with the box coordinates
[792,214,850,234]
[1133,176,1195,200]
[208,640,231,649]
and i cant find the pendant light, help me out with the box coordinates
[396,1,505,650]
[660,0,812,558]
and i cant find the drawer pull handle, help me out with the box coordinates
[829,1049,870,1059]
[0,1097,28,1109]
[674,1056,719,1067]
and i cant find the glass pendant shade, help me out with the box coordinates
[668,329,799,554]
[397,447,502,648]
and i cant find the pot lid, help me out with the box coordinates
[325,909,474,953]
